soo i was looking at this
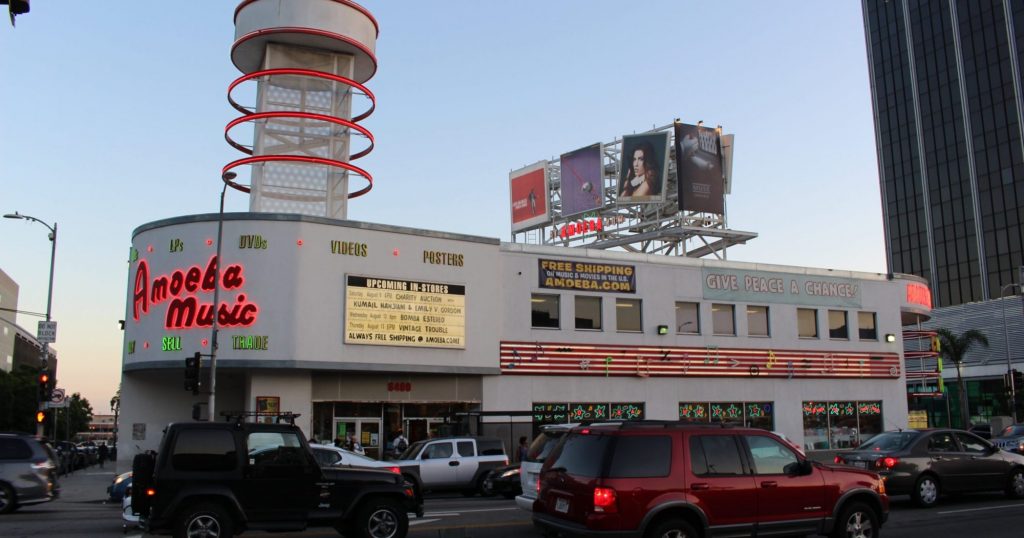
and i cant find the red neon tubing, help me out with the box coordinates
[222,155,373,198]
[227,68,376,122]
[224,111,375,160]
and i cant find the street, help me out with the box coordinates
[1,468,1024,537]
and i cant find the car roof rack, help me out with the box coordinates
[221,411,301,426]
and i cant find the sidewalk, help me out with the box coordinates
[55,463,120,504]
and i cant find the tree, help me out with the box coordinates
[65,393,93,441]
[936,328,989,429]
[0,365,43,434]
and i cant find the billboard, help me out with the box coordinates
[617,132,669,204]
[509,161,550,232]
[674,122,725,214]
[559,143,604,217]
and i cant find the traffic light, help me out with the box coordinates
[184,352,201,395]
[37,370,52,402]
[1014,370,1024,392]
[930,335,941,353]
[35,411,45,424]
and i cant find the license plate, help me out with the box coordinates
[852,461,867,469]
[555,497,569,513]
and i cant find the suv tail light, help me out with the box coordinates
[535,477,541,493]
[875,456,899,470]
[593,487,617,513]
[387,466,401,474]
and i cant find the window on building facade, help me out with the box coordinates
[574,296,602,330]
[679,401,774,430]
[858,311,878,340]
[712,303,735,335]
[802,401,882,451]
[531,294,559,329]
[675,301,700,334]
[747,305,769,337]
[828,310,849,339]
[616,298,642,332]
[798,308,818,338]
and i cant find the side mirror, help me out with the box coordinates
[799,459,814,475]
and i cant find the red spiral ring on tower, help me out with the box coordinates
[223,67,376,198]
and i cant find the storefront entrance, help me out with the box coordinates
[334,418,382,460]
[405,417,446,443]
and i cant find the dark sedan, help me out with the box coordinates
[482,463,521,499]
[835,429,1024,507]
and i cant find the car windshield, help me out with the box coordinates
[998,425,1024,438]
[856,431,918,451]
[399,441,426,460]
[526,430,567,463]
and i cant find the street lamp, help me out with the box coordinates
[1002,282,1022,421]
[4,211,57,436]
[110,394,120,456]
[4,212,57,364]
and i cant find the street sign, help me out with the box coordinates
[46,400,68,409]
[37,321,57,344]
[51,388,66,404]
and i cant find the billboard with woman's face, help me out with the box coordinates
[617,132,669,204]
[559,143,604,217]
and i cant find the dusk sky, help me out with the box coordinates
[0,1,885,410]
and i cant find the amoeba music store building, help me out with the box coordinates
[117,213,932,462]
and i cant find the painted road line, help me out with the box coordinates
[937,503,1024,515]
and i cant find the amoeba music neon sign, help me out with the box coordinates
[132,256,260,330]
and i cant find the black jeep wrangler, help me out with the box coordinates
[131,420,422,538]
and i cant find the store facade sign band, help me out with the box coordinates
[702,268,862,308]
[344,275,466,349]
[538,259,636,293]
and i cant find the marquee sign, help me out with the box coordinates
[344,275,466,349]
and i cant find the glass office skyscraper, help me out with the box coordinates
[863,0,1024,308]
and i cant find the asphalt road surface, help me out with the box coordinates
[3,469,1024,537]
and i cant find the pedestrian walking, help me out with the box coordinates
[98,443,109,469]
[517,436,529,463]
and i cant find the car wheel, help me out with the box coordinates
[830,502,879,538]
[912,474,940,508]
[174,502,233,538]
[349,498,408,538]
[1006,468,1024,499]
[479,475,496,497]
[0,483,16,515]
[646,518,698,538]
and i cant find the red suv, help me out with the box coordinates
[533,422,887,538]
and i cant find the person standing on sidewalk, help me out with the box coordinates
[98,443,109,469]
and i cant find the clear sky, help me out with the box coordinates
[0,1,885,410]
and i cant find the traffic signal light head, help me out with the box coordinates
[36,411,45,424]
[184,352,202,394]
[1013,369,1024,390]
[37,370,52,402]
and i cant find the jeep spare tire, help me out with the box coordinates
[131,452,156,516]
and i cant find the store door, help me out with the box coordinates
[406,418,445,443]
[334,418,383,460]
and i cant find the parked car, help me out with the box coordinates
[517,423,579,511]
[132,420,422,538]
[106,471,132,502]
[533,421,888,538]
[0,432,60,514]
[391,436,508,496]
[310,444,403,472]
[992,424,1024,454]
[482,463,521,499]
[835,428,1024,507]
